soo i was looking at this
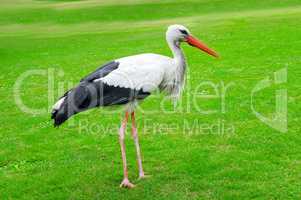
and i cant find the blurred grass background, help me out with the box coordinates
[0,0,300,199]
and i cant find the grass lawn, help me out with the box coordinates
[0,0,301,199]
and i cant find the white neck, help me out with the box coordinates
[167,38,186,78]
[167,39,186,66]
[166,37,187,99]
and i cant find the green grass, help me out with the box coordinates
[1,0,301,199]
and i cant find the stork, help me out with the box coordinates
[51,24,219,188]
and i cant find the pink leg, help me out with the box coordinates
[131,112,146,179]
[119,112,135,188]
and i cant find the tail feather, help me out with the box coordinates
[52,107,70,127]
[51,83,91,127]
[51,99,70,127]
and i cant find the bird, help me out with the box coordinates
[51,24,219,188]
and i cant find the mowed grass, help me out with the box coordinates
[0,0,301,199]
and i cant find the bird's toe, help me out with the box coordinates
[120,178,135,188]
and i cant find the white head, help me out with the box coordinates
[166,24,219,58]
[166,24,191,43]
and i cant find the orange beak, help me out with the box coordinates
[186,35,219,58]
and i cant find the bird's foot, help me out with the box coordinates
[138,172,151,180]
[120,178,135,188]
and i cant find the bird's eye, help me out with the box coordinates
[179,29,188,35]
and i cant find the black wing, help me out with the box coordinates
[52,81,150,126]
[51,60,152,126]
[80,61,119,82]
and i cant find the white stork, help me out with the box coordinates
[51,24,218,188]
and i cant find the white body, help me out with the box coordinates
[97,53,186,99]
